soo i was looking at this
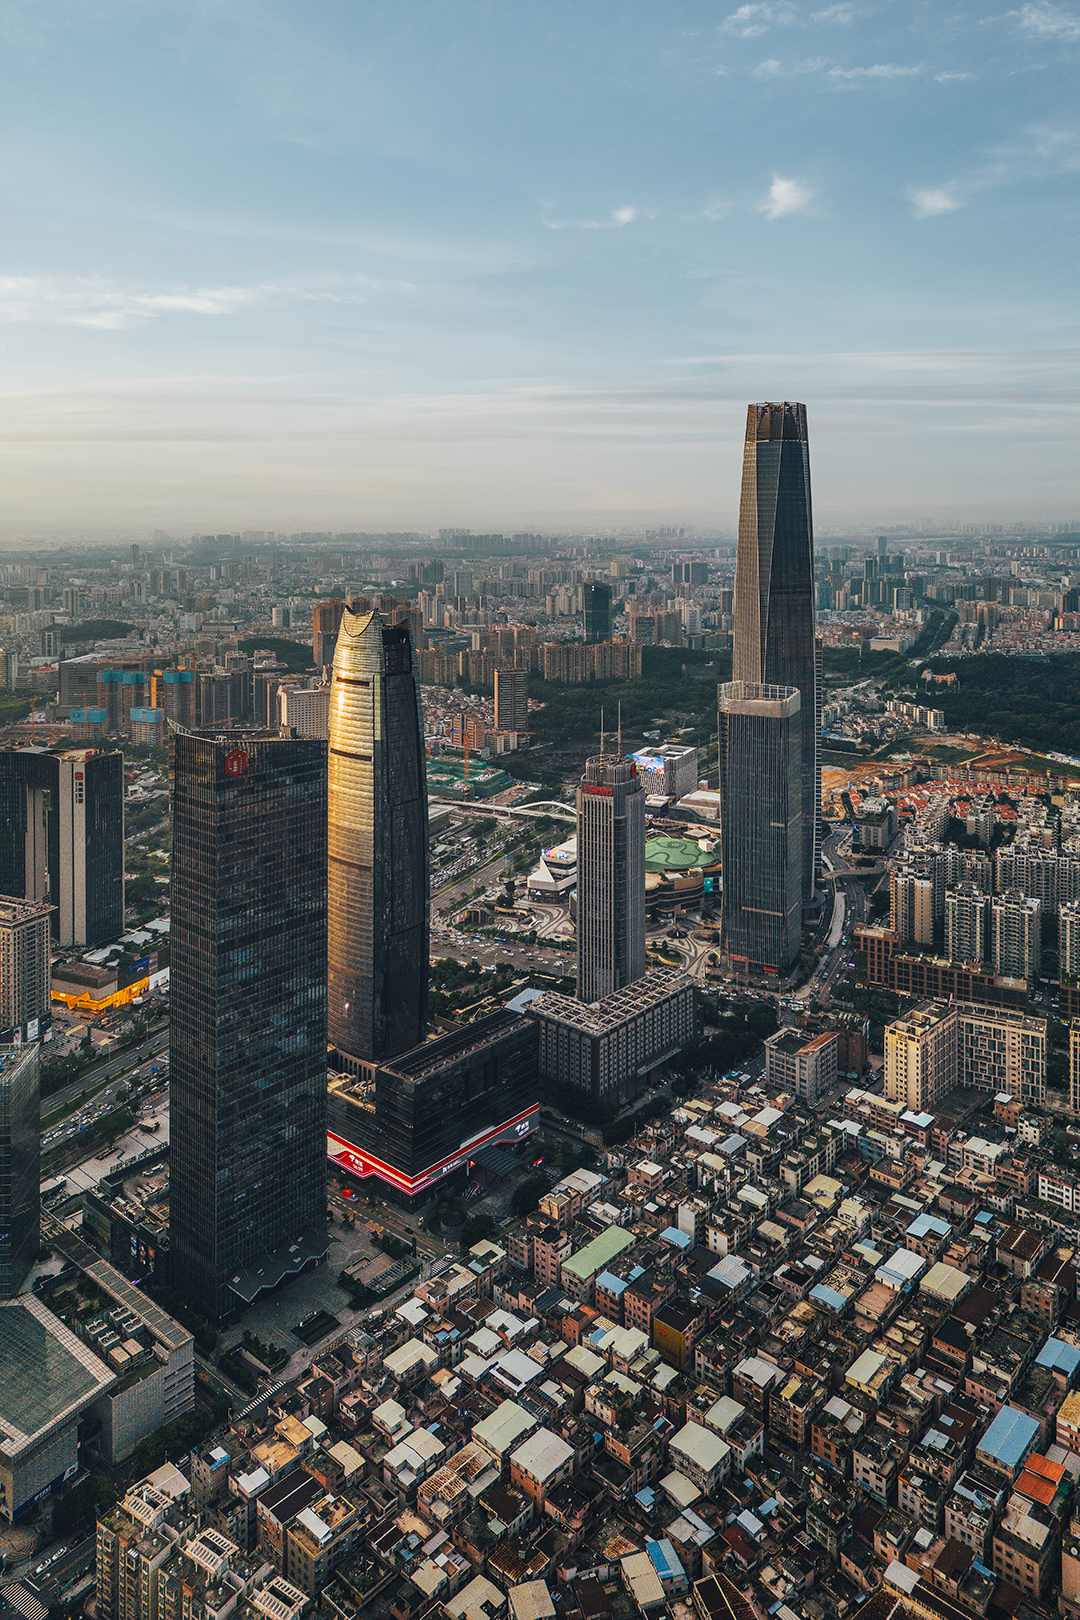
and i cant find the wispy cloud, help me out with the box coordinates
[757,175,814,218]
[1013,3,1080,39]
[720,2,798,38]
[829,62,923,78]
[935,70,978,81]
[542,206,637,231]
[909,185,961,216]
[0,275,383,328]
[810,3,862,19]
[753,55,925,80]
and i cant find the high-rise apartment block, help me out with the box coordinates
[945,882,991,966]
[0,1043,39,1298]
[891,870,935,947]
[277,682,331,739]
[581,583,613,644]
[991,890,1041,983]
[312,597,345,668]
[718,682,803,976]
[0,746,124,945]
[327,607,428,1066]
[575,753,646,1005]
[733,402,819,905]
[1071,1023,1080,1115]
[169,728,328,1320]
[1061,900,1080,983]
[494,666,528,735]
[0,895,51,1044]
[884,1002,958,1112]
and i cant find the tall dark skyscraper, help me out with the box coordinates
[327,607,428,1066]
[0,747,124,945]
[169,727,328,1320]
[0,1042,39,1298]
[733,402,819,906]
[718,682,803,976]
[576,752,646,1004]
[582,583,613,644]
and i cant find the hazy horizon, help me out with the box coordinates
[1,1,1077,536]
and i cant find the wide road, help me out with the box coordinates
[45,1027,169,1113]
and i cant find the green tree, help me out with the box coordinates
[510,1173,550,1218]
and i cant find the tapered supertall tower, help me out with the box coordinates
[328,606,429,1065]
[733,402,820,905]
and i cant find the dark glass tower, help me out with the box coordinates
[0,747,124,945]
[718,682,803,975]
[576,753,646,1004]
[582,583,613,644]
[327,608,428,1065]
[0,1042,40,1298]
[733,402,819,905]
[169,727,328,1320]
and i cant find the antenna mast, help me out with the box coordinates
[600,707,605,757]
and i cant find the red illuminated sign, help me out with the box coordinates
[223,748,249,776]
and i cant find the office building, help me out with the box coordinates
[631,744,698,801]
[0,1044,39,1298]
[957,1003,1046,1110]
[327,1009,539,1204]
[884,1002,957,1112]
[169,727,328,1320]
[575,752,646,1005]
[718,681,802,977]
[992,890,1041,983]
[945,883,991,967]
[0,746,124,946]
[327,606,429,1066]
[527,968,699,1107]
[891,869,935,948]
[763,1028,838,1106]
[581,583,612,644]
[494,667,528,735]
[733,401,819,905]
[277,682,331,739]
[312,598,346,669]
[0,895,51,1044]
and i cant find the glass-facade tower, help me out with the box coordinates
[733,402,819,905]
[0,1042,39,1298]
[327,608,428,1065]
[718,682,803,975]
[576,753,646,1004]
[582,584,613,644]
[169,727,328,1320]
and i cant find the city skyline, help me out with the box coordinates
[0,4,1077,533]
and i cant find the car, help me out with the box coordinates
[341,1187,355,1199]
[532,1155,545,1167]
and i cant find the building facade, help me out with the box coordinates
[945,883,991,967]
[169,727,329,1319]
[884,1002,958,1112]
[581,583,612,644]
[0,1044,39,1298]
[764,1028,838,1106]
[528,968,699,1106]
[992,890,1041,983]
[576,753,646,1006]
[312,598,346,668]
[494,667,528,735]
[718,682,802,976]
[732,401,819,905]
[0,895,51,1044]
[327,607,428,1065]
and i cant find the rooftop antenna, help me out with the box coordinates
[600,706,605,757]
[617,701,622,758]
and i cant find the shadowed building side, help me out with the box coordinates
[733,401,819,907]
[327,607,429,1065]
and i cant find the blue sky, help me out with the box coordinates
[0,0,1077,537]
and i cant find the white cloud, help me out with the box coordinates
[810,2,861,18]
[753,55,922,80]
[720,2,798,38]
[542,206,637,230]
[909,185,961,216]
[757,175,814,218]
[935,70,978,80]
[752,56,785,74]
[829,61,923,78]
[1014,3,1080,39]
[0,275,378,328]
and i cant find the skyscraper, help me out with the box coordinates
[582,583,613,644]
[0,747,124,945]
[576,752,645,1004]
[494,667,528,735]
[718,682,802,976]
[991,889,1041,983]
[0,1042,39,1298]
[312,598,346,669]
[327,607,428,1066]
[733,402,819,905]
[169,727,328,1319]
[0,896,52,1044]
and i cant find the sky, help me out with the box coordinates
[0,0,1078,538]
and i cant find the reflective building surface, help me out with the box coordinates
[576,752,646,1005]
[581,582,613,643]
[733,402,819,905]
[327,607,428,1065]
[169,727,328,1320]
[718,682,803,975]
[0,1043,39,1298]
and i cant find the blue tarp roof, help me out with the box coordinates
[660,1227,692,1249]
[596,1270,628,1295]
[1036,1337,1080,1379]
[646,1539,684,1580]
[979,1405,1040,1469]
[907,1212,951,1239]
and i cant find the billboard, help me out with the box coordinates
[328,1104,539,1199]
